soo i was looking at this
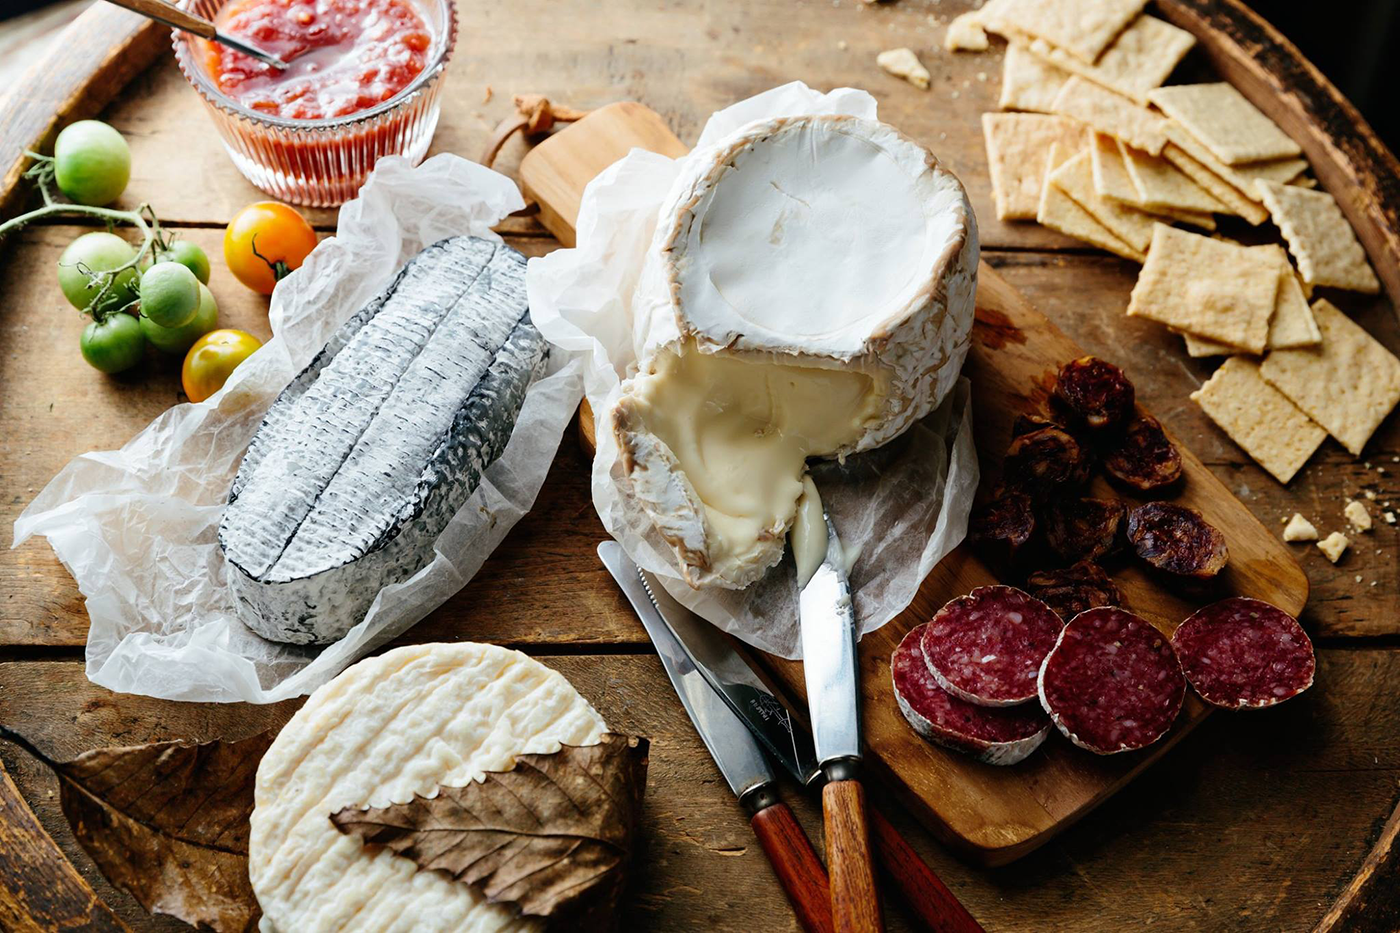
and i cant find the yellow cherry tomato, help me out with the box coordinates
[182,328,262,402]
[223,201,318,295]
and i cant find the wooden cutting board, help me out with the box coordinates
[520,102,1309,867]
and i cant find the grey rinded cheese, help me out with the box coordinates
[219,236,547,645]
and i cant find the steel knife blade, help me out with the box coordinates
[798,511,862,769]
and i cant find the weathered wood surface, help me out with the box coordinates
[3,0,1400,928]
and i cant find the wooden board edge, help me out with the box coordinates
[1156,0,1400,310]
[1312,797,1400,932]
[0,5,165,219]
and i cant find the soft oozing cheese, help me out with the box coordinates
[249,643,606,933]
[620,342,883,586]
[791,476,829,589]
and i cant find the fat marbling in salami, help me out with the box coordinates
[892,625,1051,765]
[1054,356,1135,430]
[1024,561,1123,621]
[1171,597,1315,709]
[1102,413,1182,492]
[1037,607,1186,754]
[921,585,1064,707]
[1127,502,1229,579]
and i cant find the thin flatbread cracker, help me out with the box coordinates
[1091,132,1141,203]
[985,0,1148,63]
[946,11,992,51]
[1038,143,1145,261]
[1291,175,1318,189]
[1120,141,1225,213]
[1051,77,1168,155]
[1148,83,1301,165]
[983,112,1088,220]
[1160,123,1291,215]
[1191,356,1326,484]
[1024,14,1194,103]
[1239,157,1309,192]
[1000,44,1071,112]
[1150,205,1215,231]
[1256,180,1381,294]
[1260,300,1400,456]
[1178,246,1319,356]
[1127,224,1278,352]
[1050,148,1155,252]
[1161,142,1270,224]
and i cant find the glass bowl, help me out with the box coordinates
[173,0,456,207]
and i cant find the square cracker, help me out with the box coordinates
[1260,299,1400,455]
[1000,44,1072,113]
[1091,132,1141,203]
[1127,224,1278,352]
[1038,143,1145,261]
[1148,83,1301,165]
[1050,148,1155,252]
[1120,141,1225,213]
[1051,77,1168,155]
[1024,14,1194,103]
[982,113,1088,220]
[1256,181,1381,293]
[1161,142,1270,224]
[985,0,1148,63]
[1178,246,1320,356]
[1190,356,1326,483]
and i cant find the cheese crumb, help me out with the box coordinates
[1355,574,1363,583]
[1387,511,1397,525]
[1282,513,1319,542]
[1318,532,1349,563]
[1366,489,1378,500]
[1345,499,1373,532]
[877,48,931,89]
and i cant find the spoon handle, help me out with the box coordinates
[103,0,217,39]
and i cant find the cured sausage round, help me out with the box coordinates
[1004,426,1091,493]
[922,585,1064,707]
[1171,597,1315,709]
[892,624,1051,766]
[969,487,1036,560]
[1127,503,1229,579]
[1024,561,1122,621]
[1054,356,1135,430]
[1037,607,1186,754]
[1042,497,1127,563]
[1102,413,1182,492]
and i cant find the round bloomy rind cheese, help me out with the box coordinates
[1037,607,1186,755]
[892,624,1050,766]
[249,643,607,933]
[921,585,1064,707]
[1171,597,1315,709]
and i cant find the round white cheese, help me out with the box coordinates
[249,643,607,932]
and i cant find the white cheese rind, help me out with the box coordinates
[616,114,977,589]
[249,643,607,933]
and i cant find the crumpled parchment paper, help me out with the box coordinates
[528,82,980,659]
[13,154,584,703]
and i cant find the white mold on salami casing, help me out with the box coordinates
[1171,597,1315,709]
[219,237,547,646]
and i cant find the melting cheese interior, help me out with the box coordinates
[625,341,885,579]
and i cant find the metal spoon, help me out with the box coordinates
[104,0,289,69]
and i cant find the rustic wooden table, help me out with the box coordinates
[2,1,1400,930]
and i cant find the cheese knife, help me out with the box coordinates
[600,543,985,933]
[598,542,833,933]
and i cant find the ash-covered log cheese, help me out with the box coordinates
[1101,413,1182,492]
[921,585,1064,707]
[1171,597,1315,709]
[1127,502,1229,579]
[1054,356,1135,430]
[220,237,546,645]
[892,624,1051,766]
[1038,607,1186,755]
[1024,560,1123,621]
[249,643,608,932]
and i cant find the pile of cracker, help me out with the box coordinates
[953,0,1396,485]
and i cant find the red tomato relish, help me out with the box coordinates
[206,0,432,121]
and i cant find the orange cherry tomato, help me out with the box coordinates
[182,328,262,402]
[223,201,318,295]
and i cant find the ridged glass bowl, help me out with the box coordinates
[173,0,456,207]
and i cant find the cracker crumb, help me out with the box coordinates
[1355,575,1363,583]
[1366,489,1378,500]
[1387,511,1397,525]
[838,40,849,50]
[1282,513,1319,542]
[1318,531,1349,563]
[877,48,931,89]
[1345,499,1373,532]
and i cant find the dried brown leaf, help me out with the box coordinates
[331,733,649,928]
[2,726,269,933]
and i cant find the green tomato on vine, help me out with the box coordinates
[52,120,130,207]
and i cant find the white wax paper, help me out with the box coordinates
[528,82,980,659]
[13,154,585,703]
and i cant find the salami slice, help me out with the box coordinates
[1042,497,1127,563]
[1004,426,1091,494]
[1024,561,1122,621]
[1012,412,1061,438]
[969,487,1036,560]
[922,586,1064,707]
[1127,502,1229,580]
[892,625,1051,766]
[1171,597,1315,709]
[1037,607,1186,754]
[1102,413,1182,492]
[1054,356,1135,430]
